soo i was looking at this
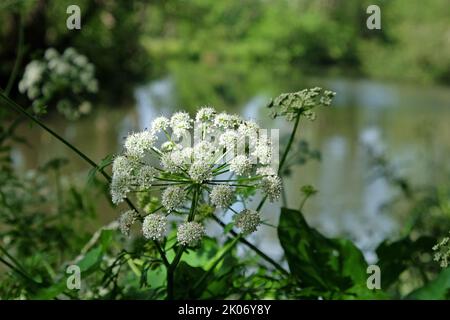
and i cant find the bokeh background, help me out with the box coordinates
[1,0,450,297]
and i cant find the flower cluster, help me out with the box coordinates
[268,87,336,121]
[18,47,98,120]
[113,107,283,245]
[433,233,450,268]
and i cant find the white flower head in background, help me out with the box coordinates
[18,47,98,120]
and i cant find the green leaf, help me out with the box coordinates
[407,267,450,300]
[87,154,113,186]
[376,236,435,289]
[173,261,207,299]
[278,207,369,296]
[32,230,114,299]
[223,222,234,234]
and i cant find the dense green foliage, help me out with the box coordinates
[1,0,450,106]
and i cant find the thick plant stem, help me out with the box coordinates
[167,185,200,300]
[1,92,103,174]
[279,114,301,171]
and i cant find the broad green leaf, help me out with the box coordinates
[407,267,450,300]
[174,261,206,299]
[376,236,435,289]
[278,207,369,296]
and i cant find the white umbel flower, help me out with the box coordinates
[162,186,187,211]
[119,210,138,236]
[213,112,240,129]
[210,185,234,208]
[238,120,259,136]
[188,161,212,182]
[142,213,167,241]
[230,155,252,176]
[110,174,132,204]
[124,130,156,158]
[195,107,216,122]
[219,130,239,147]
[433,235,450,268]
[138,165,157,188]
[177,222,205,246]
[112,155,134,176]
[170,111,192,138]
[192,141,214,161]
[160,150,189,173]
[234,209,261,235]
[252,139,272,165]
[261,175,282,202]
[151,116,170,133]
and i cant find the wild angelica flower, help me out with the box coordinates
[151,116,170,133]
[238,120,259,136]
[110,107,284,243]
[252,138,272,165]
[119,210,139,236]
[268,87,336,121]
[433,234,450,268]
[142,213,167,241]
[193,141,214,161]
[230,155,252,176]
[261,175,282,202]
[177,222,205,246]
[162,186,187,212]
[112,155,134,176]
[124,130,156,158]
[170,111,192,138]
[189,161,213,182]
[111,174,132,204]
[214,112,240,129]
[210,185,234,208]
[195,107,216,122]
[219,130,239,147]
[138,165,157,188]
[234,209,261,235]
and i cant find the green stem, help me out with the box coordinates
[5,13,25,96]
[278,114,301,171]
[167,184,200,299]
[299,194,310,211]
[255,114,301,212]
[211,215,289,276]
[191,237,240,293]
[0,92,104,177]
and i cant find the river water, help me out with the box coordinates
[13,76,450,263]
